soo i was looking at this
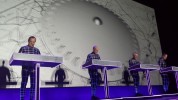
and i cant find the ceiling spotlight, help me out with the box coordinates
[93,17,103,25]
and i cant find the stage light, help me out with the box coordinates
[93,17,103,25]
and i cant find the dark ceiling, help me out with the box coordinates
[133,0,178,13]
[133,0,156,8]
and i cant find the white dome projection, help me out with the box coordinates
[0,0,162,87]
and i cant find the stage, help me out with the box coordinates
[1,86,177,100]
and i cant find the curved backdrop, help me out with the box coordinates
[0,0,162,88]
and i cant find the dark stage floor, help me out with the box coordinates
[0,86,177,100]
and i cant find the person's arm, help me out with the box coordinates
[7,69,11,82]
[63,70,66,80]
[128,60,133,67]
[158,58,164,68]
[84,54,92,68]
[55,70,58,82]
[37,49,41,55]
[18,47,23,53]
[158,58,164,74]
[98,55,101,60]
[86,54,91,63]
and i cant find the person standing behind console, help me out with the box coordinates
[19,36,40,100]
[0,60,11,88]
[129,52,141,95]
[158,53,169,93]
[55,66,66,87]
[85,46,101,99]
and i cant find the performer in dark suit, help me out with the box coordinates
[85,46,101,99]
[0,60,11,88]
[158,53,169,93]
[55,67,66,87]
[129,52,141,95]
[19,36,40,100]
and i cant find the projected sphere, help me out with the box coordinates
[41,0,139,83]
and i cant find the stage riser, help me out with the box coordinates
[0,86,164,100]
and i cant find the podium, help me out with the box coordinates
[160,66,178,90]
[9,53,63,100]
[128,64,160,95]
[82,59,122,98]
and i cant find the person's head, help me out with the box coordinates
[162,53,168,60]
[28,36,36,47]
[133,52,139,60]
[93,45,99,54]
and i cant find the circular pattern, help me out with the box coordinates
[41,0,139,84]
